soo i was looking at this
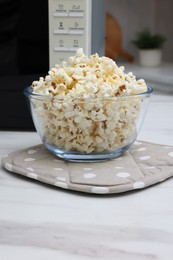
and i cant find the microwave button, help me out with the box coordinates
[69,29,84,35]
[69,11,84,17]
[54,29,69,35]
[69,47,79,52]
[53,12,68,17]
[54,47,69,52]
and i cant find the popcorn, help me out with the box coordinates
[31,49,147,153]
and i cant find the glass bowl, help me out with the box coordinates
[24,86,153,162]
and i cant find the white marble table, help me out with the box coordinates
[1,93,173,260]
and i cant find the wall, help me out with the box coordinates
[106,0,173,62]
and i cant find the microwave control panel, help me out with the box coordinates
[48,0,92,67]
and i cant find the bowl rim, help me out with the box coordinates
[23,85,153,101]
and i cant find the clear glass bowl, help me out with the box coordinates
[24,86,153,162]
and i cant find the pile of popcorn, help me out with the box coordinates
[31,48,147,153]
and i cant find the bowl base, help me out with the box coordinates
[43,142,133,162]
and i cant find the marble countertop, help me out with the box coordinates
[1,93,173,260]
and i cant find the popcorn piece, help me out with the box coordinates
[31,49,147,153]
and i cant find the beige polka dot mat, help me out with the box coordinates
[1,141,173,194]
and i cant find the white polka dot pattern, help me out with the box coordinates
[91,187,109,194]
[56,177,66,182]
[139,156,151,161]
[5,163,13,172]
[27,167,34,172]
[116,172,130,178]
[133,181,145,189]
[27,149,37,155]
[83,173,96,179]
[54,182,68,189]
[134,141,142,145]
[2,141,173,194]
[27,172,38,180]
[137,147,147,152]
[24,158,36,162]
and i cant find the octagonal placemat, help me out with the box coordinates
[1,141,173,194]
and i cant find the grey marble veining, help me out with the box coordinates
[1,221,173,260]
[0,93,173,259]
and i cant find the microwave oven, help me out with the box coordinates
[48,0,106,67]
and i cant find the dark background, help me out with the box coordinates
[0,0,49,130]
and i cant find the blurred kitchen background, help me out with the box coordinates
[0,0,172,130]
[107,0,173,63]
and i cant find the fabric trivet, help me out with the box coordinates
[1,141,173,194]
